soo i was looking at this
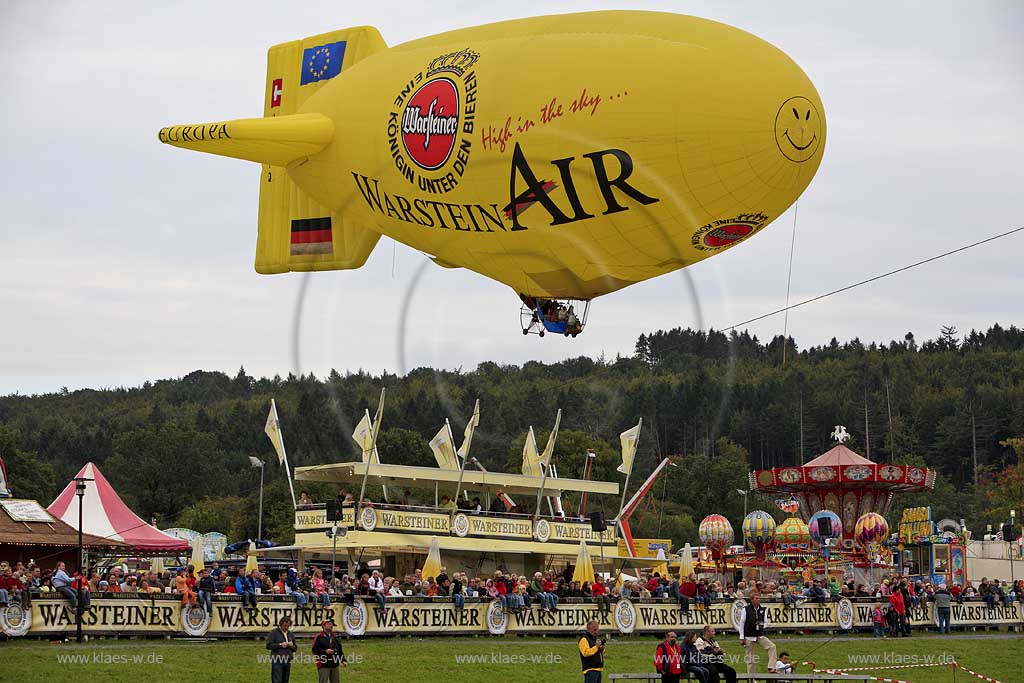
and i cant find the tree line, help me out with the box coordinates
[1,323,1021,547]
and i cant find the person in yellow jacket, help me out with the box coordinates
[578,619,606,683]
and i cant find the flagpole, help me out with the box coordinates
[533,410,560,520]
[452,420,471,505]
[373,389,388,503]
[534,462,550,520]
[459,400,480,502]
[615,418,642,539]
[578,449,596,519]
[358,389,386,508]
[458,400,480,461]
[273,400,298,509]
[357,411,375,509]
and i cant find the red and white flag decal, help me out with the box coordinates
[271,78,283,108]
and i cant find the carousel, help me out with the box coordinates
[694,426,933,587]
[748,425,935,539]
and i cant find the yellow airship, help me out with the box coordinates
[159,11,826,336]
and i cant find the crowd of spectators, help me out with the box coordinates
[4,556,1021,642]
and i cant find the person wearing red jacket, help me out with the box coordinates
[591,578,610,616]
[889,588,908,637]
[678,574,697,613]
[493,571,510,612]
[311,619,347,683]
[655,631,684,683]
[6,571,29,608]
[542,575,559,611]
[71,572,92,610]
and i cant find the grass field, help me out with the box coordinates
[2,633,1020,682]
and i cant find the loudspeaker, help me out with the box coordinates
[818,517,832,538]
[590,511,607,532]
[1002,523,1018,542]
[326,501,342,522]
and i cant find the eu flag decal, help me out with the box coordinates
[300,41,346,85]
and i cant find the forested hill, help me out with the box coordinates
[1,323,1022,547]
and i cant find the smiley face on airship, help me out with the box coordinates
[775,96,821,163]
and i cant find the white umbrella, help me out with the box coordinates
[652,548,669,578]
[572,540,596,584]
[245,541,259,574]
[190,539,205,572]
[421,536,442,581]
[678,542,694,579]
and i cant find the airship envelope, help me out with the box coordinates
[160,11,826,305]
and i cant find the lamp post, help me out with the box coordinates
[328,524,339,591]
[823,537,831,587]
[1010,510,1017,585]
[736,489,748,519]
[73,476,93,644]
[249,457,265,541]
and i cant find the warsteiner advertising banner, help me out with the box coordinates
[5,595,1019,638]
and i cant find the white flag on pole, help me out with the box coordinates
[264,400,286,466]
[521,427,543,477]
[456,399,480,462]
[539,409,562,467]
[618,421,642,475]
[429,421,459,471]
[352,410,379,463]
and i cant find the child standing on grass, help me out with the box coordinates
[884,603,899,638]
[871,603,885,638]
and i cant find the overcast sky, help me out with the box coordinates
[1,1,1022,396]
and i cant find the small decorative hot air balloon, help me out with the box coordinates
[775,516,811,549]
[808,510,843,547]
[699,514,734,562]
[743,511,777,559]
[855,512,889,549]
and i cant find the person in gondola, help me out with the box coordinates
[567,305,580,334]
[547,300,560,323]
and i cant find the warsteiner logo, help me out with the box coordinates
[388,49,479,195]
[402,78,459,170]
[691,213,769,251]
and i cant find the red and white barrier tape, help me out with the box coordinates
[953,661,1003,683]
[810,668,914,683]
[819,663,949,672]
[799,659,1004,683]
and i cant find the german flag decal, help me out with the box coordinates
[290,217,333,256]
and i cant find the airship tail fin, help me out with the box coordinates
[250,26,387,273]
[158,27,388,272]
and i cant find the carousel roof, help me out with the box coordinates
[748,442,935,494]
[805,444,874,468]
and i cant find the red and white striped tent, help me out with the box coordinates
[48,463,190,553]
